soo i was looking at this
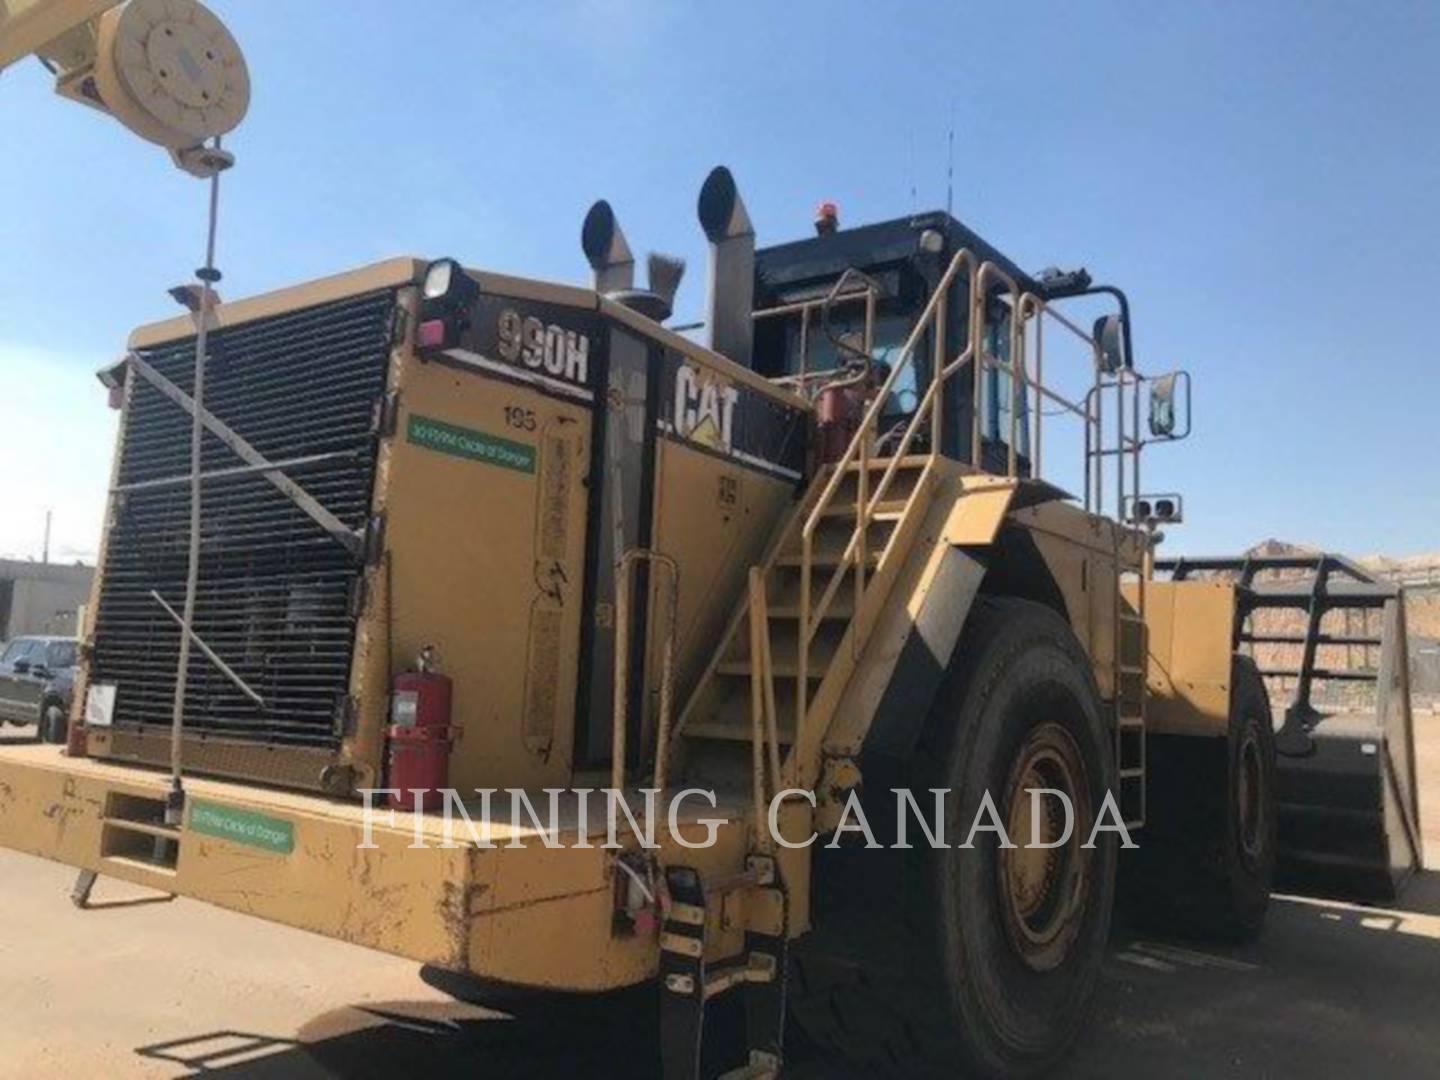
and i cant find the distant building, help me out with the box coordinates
[0,559,93,641]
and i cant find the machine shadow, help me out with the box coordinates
[132,875,1440,1079]
[1364,867,1440,915]
[1070,870,1440,1077]
[139,984,666,1079]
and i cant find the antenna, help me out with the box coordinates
[908,128,917,211]
[946,102,955,217]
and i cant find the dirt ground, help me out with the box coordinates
[1,714,1438,1079]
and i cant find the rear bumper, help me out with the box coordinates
[0,746,753,991]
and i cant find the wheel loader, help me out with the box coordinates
[0,165,1421,1078]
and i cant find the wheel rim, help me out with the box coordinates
[1236,723,1265,867]
[998,721,1093,973]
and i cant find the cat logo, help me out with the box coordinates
[674,363,739,451]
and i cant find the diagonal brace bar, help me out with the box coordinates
[112,449,361,495]
[150,590,267,711]
[127,352,363,557]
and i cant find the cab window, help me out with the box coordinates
[781,309,920,419]
[982,308,1030,453]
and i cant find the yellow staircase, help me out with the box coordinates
[668,246,977,805]
[676,454,936,773]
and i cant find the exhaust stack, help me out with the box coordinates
[581,200,635,293]
[580,201,685,322]
[697,166,755,368]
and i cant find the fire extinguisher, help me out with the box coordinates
[386,645,456,811]
[815,360,888,465]
[816,379,867,464]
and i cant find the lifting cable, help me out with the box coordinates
[165,137,226,825]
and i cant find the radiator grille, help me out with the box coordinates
[90,290,395,762]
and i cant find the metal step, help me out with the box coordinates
[767,570,857,619]
[661,857,787,1078]
[775,517,894,569]
[840,454,930,472]
[719,620,843,676]
[1116,576,1147,828]
[689,689,799,745]
[675,453,931,799]
[818,500,908,521]
[829,458,926,505]
[768,599,852,620]
[776,546,882,570]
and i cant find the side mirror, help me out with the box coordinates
[12,659,30,674]
[1150,373,1177,436]
[30,663,50,680]
[1147,370,1191,439]
[1093,314,1128,373]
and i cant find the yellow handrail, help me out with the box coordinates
[685,248,1152,823]
[801,248,976,537]
[792,247,977,748]
[753,287,877,396]
[747,569,782,849]
[613,549,679,793]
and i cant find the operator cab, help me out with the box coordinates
[752,209,1038,474]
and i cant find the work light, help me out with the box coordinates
[417,258,479,353]
[423,258,459,300]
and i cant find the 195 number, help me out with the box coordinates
[504,405,537,431]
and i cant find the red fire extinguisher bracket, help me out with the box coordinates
[391,670,453,730]
[385,725,461,811]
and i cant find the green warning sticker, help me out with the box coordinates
[407,414,536,474]
[188,800,295,855]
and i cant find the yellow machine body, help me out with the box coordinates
[0,249,1244,998]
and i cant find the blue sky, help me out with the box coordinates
[2,0,1437,562]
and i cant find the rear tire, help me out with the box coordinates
[1118,655,1276,942]
[789,597,1117,1078]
